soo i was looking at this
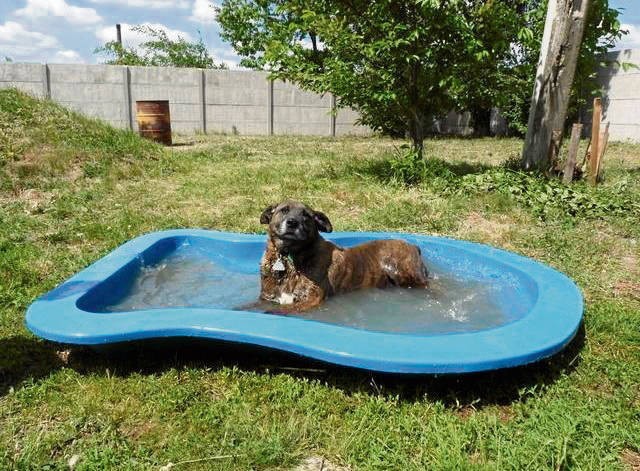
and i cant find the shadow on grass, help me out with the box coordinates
[169,142,196,147]
[0,336,66,396]
[2,322,585,409]
[335,154,495,185]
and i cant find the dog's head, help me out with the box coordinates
[260,200,332,253]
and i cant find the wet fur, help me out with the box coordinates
[258,200,429,314]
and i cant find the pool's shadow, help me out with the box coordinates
[49,322,586,409]
[0,335,67,396]
[1,324,584,408]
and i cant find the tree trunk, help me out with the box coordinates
[408,113,425,159]
[521,0,590,171]
[471,107,492,137]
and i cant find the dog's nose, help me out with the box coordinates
[286,218,299,229]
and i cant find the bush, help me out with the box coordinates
[387,149,639,221]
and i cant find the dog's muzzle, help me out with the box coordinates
[277,218,307,241]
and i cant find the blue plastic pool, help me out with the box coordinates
[26,230,583,373]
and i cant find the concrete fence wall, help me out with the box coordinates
[588,49,640,142]
[1,51,639,141]
[0,63,369,137]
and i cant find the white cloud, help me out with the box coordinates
[51,49,84,63]
[15,0,102,26]
[95,23,194,48]
[614,23,640,50]
[88,0,189,9]
[0,21,60,58]
[0,22,84,63]
[211,46,243,69]
[190,0,217,24]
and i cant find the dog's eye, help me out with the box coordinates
[280,206,289,214]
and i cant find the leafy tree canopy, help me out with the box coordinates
[220,0,524,156]
[95,25,226,69]
[218,0,626,152]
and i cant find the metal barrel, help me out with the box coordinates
[135,100,172,145]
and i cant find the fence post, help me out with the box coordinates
[199,69,207,134]
[330,93,336,137]
[123,66,133,130]
[42,64,50,99]
[267,78,274,135]
[588,97,602,185]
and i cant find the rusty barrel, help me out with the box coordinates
[135,100,172,145]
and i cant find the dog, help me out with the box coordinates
[257,200,429,313]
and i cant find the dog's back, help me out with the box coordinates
[328,239,428,293]
[260,237,428,312]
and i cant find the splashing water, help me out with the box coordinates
[105,242,531,334]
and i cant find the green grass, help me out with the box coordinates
[1,88,639,470]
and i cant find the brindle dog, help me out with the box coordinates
[257,200,429,313]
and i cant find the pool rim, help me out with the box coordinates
[25,229,584,374]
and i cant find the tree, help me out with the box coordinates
[455,1,528,136]
[498,0,626,137]
[218,0,625,153]
[521,0,590,171]
[95,25,226,69]
[218,0,505,158]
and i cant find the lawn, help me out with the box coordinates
[1,89,639,470]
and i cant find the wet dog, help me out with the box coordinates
[257,200,429,313]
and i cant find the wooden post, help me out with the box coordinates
[595,122,610,182]
[116,24,122,46]
[562,123,582,184]
[521,0,590,171]
[588,98,601,185]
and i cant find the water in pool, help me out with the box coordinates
[105,242,530,334]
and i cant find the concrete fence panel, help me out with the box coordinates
[205,70,268,135]
[273,80,331,135]
[335,107,369,136]
[0,63,48,98]
[48,64,128,128]
[584,49,640,142]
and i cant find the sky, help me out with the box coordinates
[0,0,639,66]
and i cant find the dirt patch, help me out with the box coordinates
[122,420,159,441]
[496,405,515,423]
[457,211,515,246]
[455,406,477,421]
[6,145,87,184]
[15,188,56,213]
[613,250,640,299]
[292,456,350,471]
[613,281,640,300]
[621,449,640,471]
[621,253,639,273]
[455,404,514,423]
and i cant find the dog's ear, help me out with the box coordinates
[260,204,277,224]
[313,211,333,233]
